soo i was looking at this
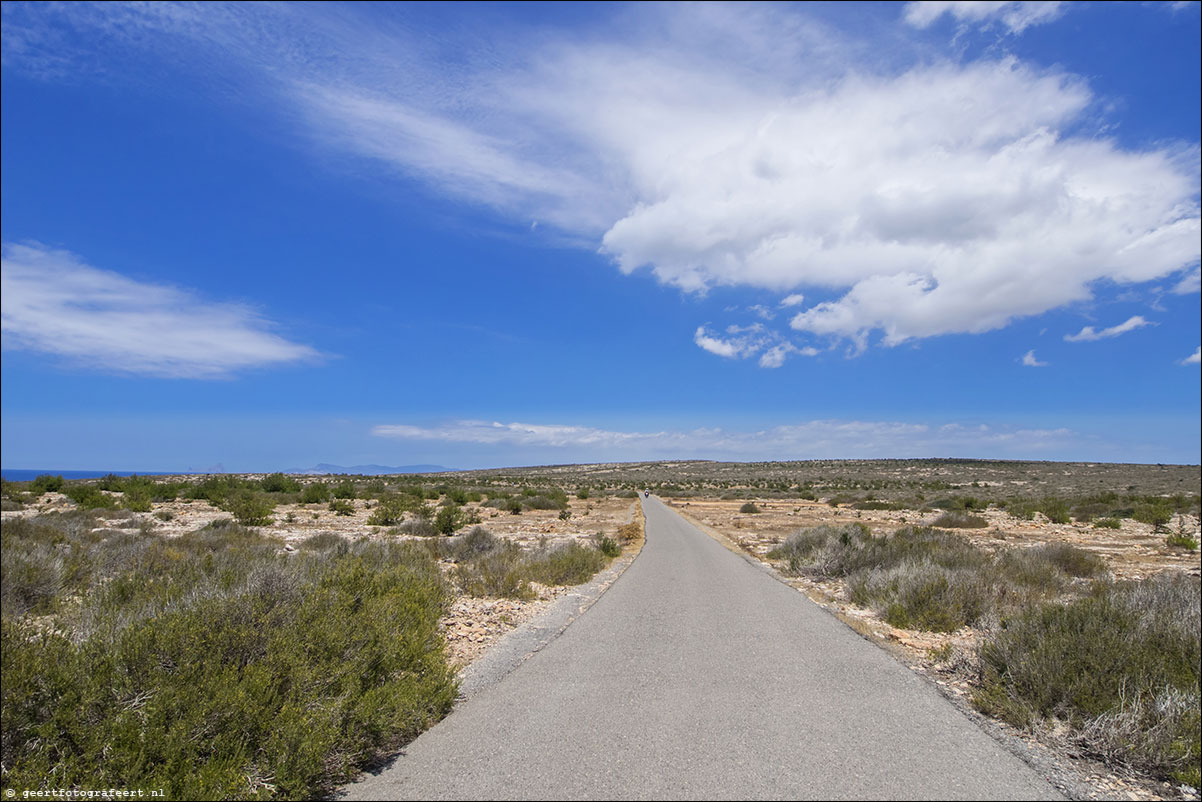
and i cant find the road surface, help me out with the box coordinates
[340,496,1062,800]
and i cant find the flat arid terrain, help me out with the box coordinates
[1,478,642,671]
[2,458,1198,800]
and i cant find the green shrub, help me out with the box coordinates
[397,517,437,537]
[96,473,125,491]
[767,523,872,575]
[1038,497,1071,524]
[453,545,532,599]
[770,524,1107,630]
[368,495,409,527]
[1006,497,1072,524]
[991,549,1066,596]
[122,486,153,513]
[448,533,613,598]
[524,542,607,587]
[1134,501,1173,532]
[434,505,463,536]
[299,532,346,552]
[260,472,301,494]
[975,574,1200,784]
[1093,517,1122,529]
[739,502,762,514]
[64,484,117,510]
[1076,687,1200,787]
[221,491,275,526]
[444,527,500,560]
[1024,543,1107,578]
[328,499,354,516]
[1,480,31,507]
[596,535,622,558]
[930,496,986,511]
[1166,531,1200,551]
[1,538,456,799]
[30,474,65,494]
[300,481,331,504]
[522,495,567,511]
[331,480,357,500]
[849,561,988,632]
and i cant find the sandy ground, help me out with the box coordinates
[667,497,1201,578]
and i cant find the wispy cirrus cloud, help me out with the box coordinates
[902,1,1067,34]
[1173,266,1200,295]
[1064,315,1152,342]
[372,418,1082,460]
[0,243,320,378]
[4,3,1198,358]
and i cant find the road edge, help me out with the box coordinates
[661,497,1095,802]
[454,500,646,702]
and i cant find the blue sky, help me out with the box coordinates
[2,0,1199,471]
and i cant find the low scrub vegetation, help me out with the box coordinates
[1165,520,1200,551]
[768,520,1198,787]
[975,574,1200,786]
[439,527,617,600]
[767,524,1106,631]
[1,513,456,799]
[220,490,276,526]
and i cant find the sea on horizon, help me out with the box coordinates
[1,469,187,482]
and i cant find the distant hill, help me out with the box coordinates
[288,463,453,476]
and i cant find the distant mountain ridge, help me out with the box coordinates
[289,463,453,476]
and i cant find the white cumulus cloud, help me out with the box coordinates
[1185,346,1201,365]
[0,243,320,379]
[694,325,765,359]
[693,324,816,368]
[1064,315,1152,342]
[4,4,1198,356]
[779,294,806,308]
[1022,349,1048,367]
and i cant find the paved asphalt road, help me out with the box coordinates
[340,497,1062,800]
